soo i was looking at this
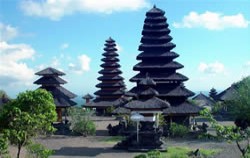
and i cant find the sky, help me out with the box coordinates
[0,0,250,98]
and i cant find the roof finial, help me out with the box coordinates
[146,72,150,78]
[153,4,156,8]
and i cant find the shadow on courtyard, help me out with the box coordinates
[53,147,124,157]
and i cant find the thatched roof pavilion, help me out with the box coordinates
[34,67,77,122]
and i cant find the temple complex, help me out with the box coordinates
[85,38,127,115]
[127,6,201,125]
[34,67,77,122]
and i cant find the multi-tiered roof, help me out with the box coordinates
[34,67,77,108]
[86,38,126,111]
[125,75,170,111]
[128,6,200,116]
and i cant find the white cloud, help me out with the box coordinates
[68,54,91,74]
[0,23,18,41]
[60,43,69,49]
[50,57,60,67]
[198,61,225,74]
[20,0,149,21]
[173,11,249,30]
[0,41,35,86]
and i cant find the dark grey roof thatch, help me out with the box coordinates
[112,107,131,114]
[40,86,77,99]
[139,75,156,86]
[85,97,128,108]
[130,72,188,82]
[125,97,170,109]
[163,102,202,115]
[34,76,67,85]
[217,86,237,101]
[53,96,76,107]
[139,87,159,96]
[133,61,183,70]
[35,67,65,76]
[128,86,194,97]
[192,93,215,107]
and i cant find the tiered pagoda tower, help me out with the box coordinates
[128,6,201,125]
[85,37,126,115]
[34,67,77,122]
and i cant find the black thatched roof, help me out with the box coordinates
[216,86,237,101]
[125,97,170,109]
[133,61,183,70]
[138,75,156,86]
[38,87,76,108]
[97,75,124,81]
[101,58,119,62]
[112,107,131,114]
[139,42,175,51]
[83,93,94,99]
[98,69,122,74]
[100,62,120,68]
[137,51,179,60]
[192,93,215,107]
[130,73,188,82]
[128,86,194,97]
[34,76,67,85]
[94,89,125,96]
[96,81,125,88]
[85,97,128,108]
[35,67,65,76]
[53,96,76,107]
[39,86,77,99]
[163,102,202,115]
[139,87,159,96]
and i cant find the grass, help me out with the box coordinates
[164,146,220,158]
[134,146,221,158]
[102,136,125,144]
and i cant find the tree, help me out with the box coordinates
[68,107,96,136]
[201,109,250,158]
[0,89,57,158]
[226,76,250,122]
[209,88,217,100]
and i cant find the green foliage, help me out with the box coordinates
[68,107,96,136]
[0,134,10,158]
[226,76,250,122]
[134,154,147,158]
[200,109,250,158]
[158,114,166,126]
[26,142,54,158]
[133,147,219,158]
[169,123,189,137]
[0,89,57,158]
[211,102,224,114]
[147,150,161,158]
[105,106,115,116]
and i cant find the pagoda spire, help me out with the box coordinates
[85,37,127,115]
[128,5,200,125]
